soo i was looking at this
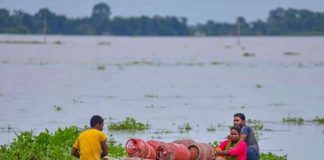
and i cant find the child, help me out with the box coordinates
[214,126,247,160]
[71,115,108,160]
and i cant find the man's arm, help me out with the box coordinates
[239,126,249,142]
[239,133,247,142]
[101,140,108,158]
[71,147,80,158]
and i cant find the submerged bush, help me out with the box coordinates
[0,126,126,160]
[108,117,149,131]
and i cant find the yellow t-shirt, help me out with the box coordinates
[73,129,107,160]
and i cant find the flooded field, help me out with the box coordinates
[0,35,324,159]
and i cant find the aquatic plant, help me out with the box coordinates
[97,64,106,70]
[2,60,10,64]
[247,119,265,141]
[126,61,155,66]
[0,40,43,44]
[53,105,62,111]
[242,52,255,57]
[53,41,63,45]
[107,135,127,157]
[283,52,300,56]
[256,84,263,88]
[208,140,219,147]
[260,152,287,160]
[175,62,205,66]
[178,122,192,132]
[108,117,149,131]
[282,117,304,125]
[144,94,158,98]
[153,129,172,134]
[210,61,226,65]
[247,119,264,131]
[0,126,126,160]
[97,41,111,46]
[313,116,324,124]
[207,125,217,132]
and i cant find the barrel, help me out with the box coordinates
[125,138,157,159]
[172,139,196,147]
[157,143,191,160]
[188,143,214,160]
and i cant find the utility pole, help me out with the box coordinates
[236,18,240,46]
[43,15,47,43]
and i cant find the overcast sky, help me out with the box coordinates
[1,0,324,24]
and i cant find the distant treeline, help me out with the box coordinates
[1,3,324,36]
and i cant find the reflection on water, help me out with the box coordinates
[1,35,324,159]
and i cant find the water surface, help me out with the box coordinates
[1,35,324,159]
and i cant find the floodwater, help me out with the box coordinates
[0,35,324,159]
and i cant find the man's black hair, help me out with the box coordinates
[234,113,246,121]
[90,115,104,127]
[230,126,241,134]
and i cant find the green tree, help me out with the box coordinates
[91,2,111,34]
[0,9,10,32]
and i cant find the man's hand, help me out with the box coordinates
[71,147,80,158]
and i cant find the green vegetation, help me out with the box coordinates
[256,84,263,88]
[53,105,62,111]
[282,117,304,125]
[178,122,192,132]
[144,94,158,98]
[175,62,205,66]
[107,135,127,158]
[125,61,155,66]
[210,61,227,66]
[283,52,300,56]
[0,40,44,44]
[248,119,264,131]
[260,152,287,160]
[208,140,219,148]
[145,105,165,109]
[247,119,265,141]
[243,52,255,57]
[1,4,324,36]
[0,126,126,160]
[0,40,62,45]
[97,64,106,70]
[53,41,63,45]
[313,116,324,124]
[207,125,217,132]
[97,41,111,46]
[108,117,149,131]
[0,125,287,160]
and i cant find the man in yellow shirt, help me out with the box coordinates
[71,115,108,160]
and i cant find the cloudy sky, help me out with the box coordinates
[1,0,323,24]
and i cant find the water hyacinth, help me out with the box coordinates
[0,126,126,160]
